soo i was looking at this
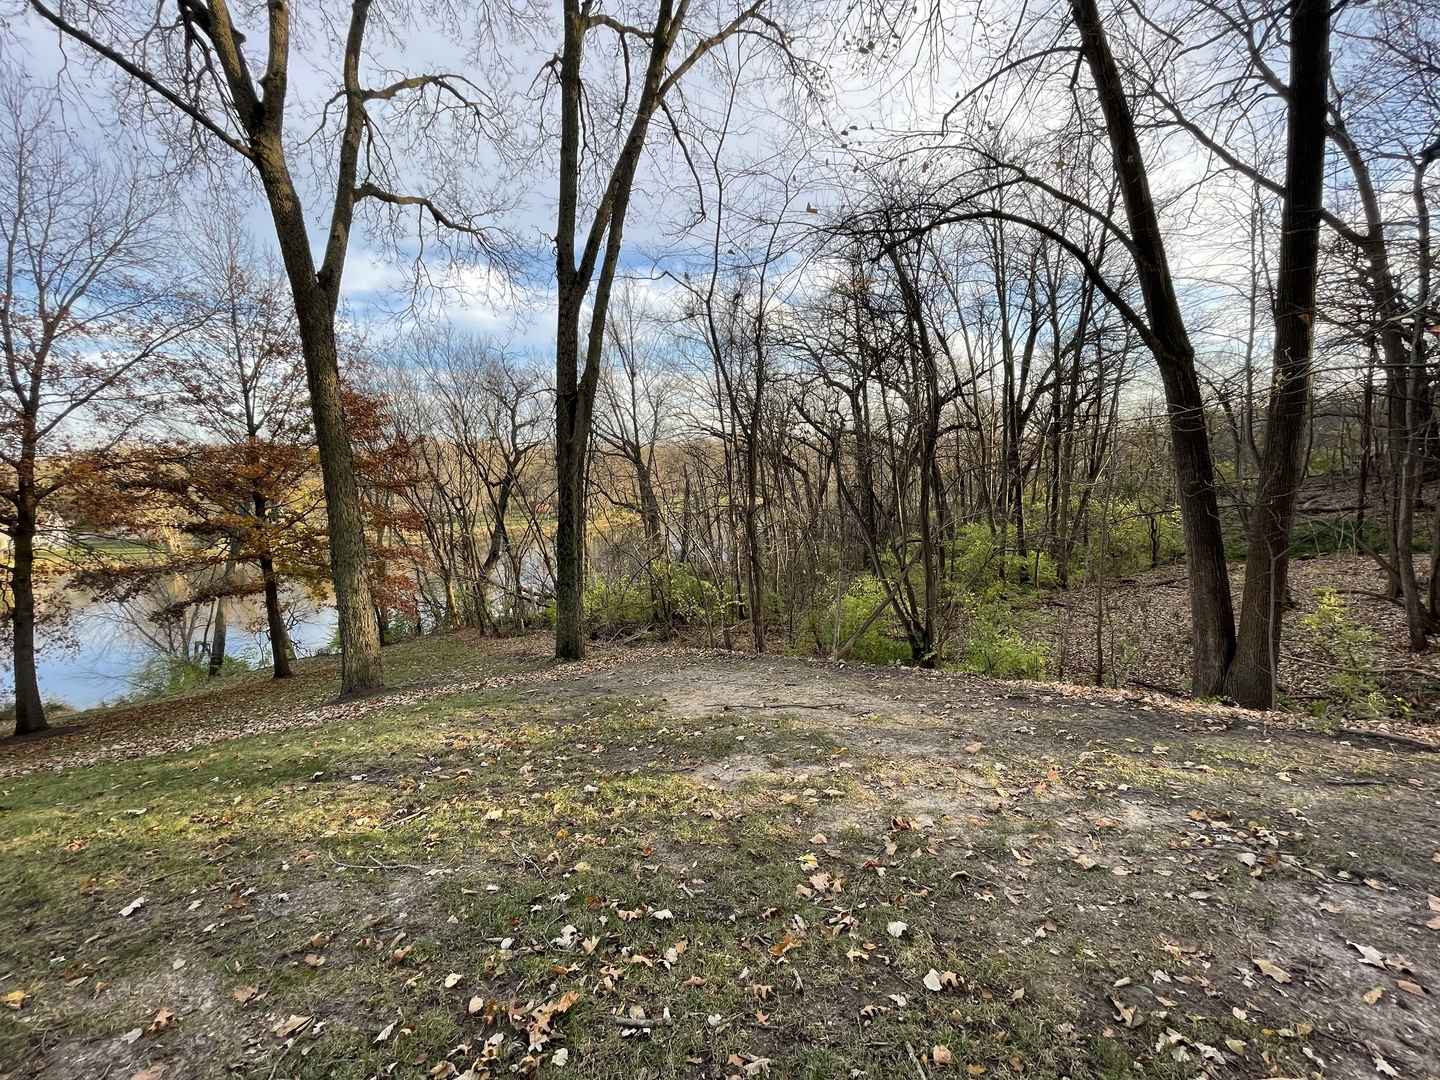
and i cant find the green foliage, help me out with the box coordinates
[955,597,1049,679]
[807,575,910,666]
[950,523,1061,590]
[1300,587,1387,717]
[1099,507,1185,574]
[583,571,654,634]
[125,652,253,700]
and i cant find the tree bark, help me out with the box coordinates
[251,490,293,679]
[255,151,382,693]
[1070,0,1236,696]
[9,488,47,735]
[1225,0,1331,707]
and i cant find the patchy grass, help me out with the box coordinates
[2,644,1438,1080]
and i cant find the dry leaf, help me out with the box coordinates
[887,921,908,938]
[1364,987,1384,1004]
[1074,854,1098,871]
[1428,895,1440,912]
[924,969,944,992]
[129,1067,168,1080]
[966,1065,986,1076]
[274,1014,312,1039]
[1396,980,1426,997]
[932,1045,953,1066]
[1350,941,1387,968]
[146,1008,176,1035]
[303,953,325,968]
[2,989,27,1010]
[444,973,463,989]
[1254,958,1292,984]
[1111,997,1141,1028]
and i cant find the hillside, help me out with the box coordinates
[2,636,1437,1080]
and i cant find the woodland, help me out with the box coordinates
[2,0,1439,734]
[1,1,1439,1075]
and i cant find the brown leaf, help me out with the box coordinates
[146,1008,177,1035]
[129,1067,168,1080]
[1074,854,1098,871]
[1397,980,1427,997]
[303,953,326,968]
[274,1014,312,1039]
[1254,958,1292,984]
[232,985,260,1004]
[932,1045,953,1067]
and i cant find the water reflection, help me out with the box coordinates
[15,588,336,710]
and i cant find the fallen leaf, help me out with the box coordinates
[1111,997,1141,1028]
[1428,895,1440,911]
[966,1065,986,1076]
[1364,987,1383,1004]
[552,1047,570,1067]
[923,969,944,992]
[1254,958,1292,984]
[376,1021,396,1043]
[146,1008,176,1035]
[932,1045,953,1067]
[651,909,674,921]
[444,973,463,989]
[129,1067,168,1080]
[810,833,827,845]
[119,897,146,917]
[1074,854,1098,871]
[1350,941,1387,968]
[1224,1037,1246,1055]
[274,1014,311,1039]
[2,989,27,1010]
[887,921,908,938]
[303,953,325,968]
[1397,980,1426,997]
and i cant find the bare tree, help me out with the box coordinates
[31,0,509,694]
[549,0,812,660]
[0,70,186,735]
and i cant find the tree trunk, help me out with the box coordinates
[208,594,229,677]
[1225,0,1331,708]
[9,490,47,735]
[253,491,293,679]
[254,147,382,696]
[1071,0,1236,696]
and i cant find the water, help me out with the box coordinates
[13,590,337,710]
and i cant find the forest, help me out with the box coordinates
[3,0,1438,737]
[3,4,1440,1078]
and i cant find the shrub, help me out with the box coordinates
[956,598,1048,679]
[806,575,910,666]
[1300,587,1386,716]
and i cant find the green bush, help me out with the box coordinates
[1300,587,1386,716]
[125,652,252,700]
[956,597,1048,679]
[806,575,910,666]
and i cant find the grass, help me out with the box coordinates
[1,636,1422,1079]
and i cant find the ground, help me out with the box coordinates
[1,635,1438,1080]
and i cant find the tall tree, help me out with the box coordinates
[550,0,807,659]
[32,0,505,694]
[0,70,184,735]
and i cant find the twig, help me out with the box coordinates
[1337,728,1438,752]
[905,1041,930,1080]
